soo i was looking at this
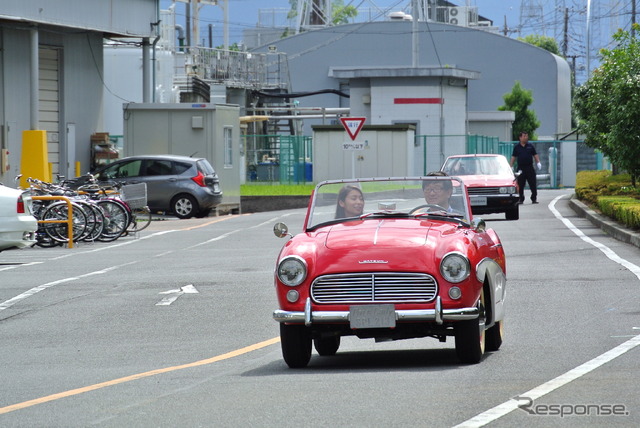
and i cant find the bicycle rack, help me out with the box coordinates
[32,195,75,249]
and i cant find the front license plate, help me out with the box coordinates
[350,304,396,329]
[470,196,488,206]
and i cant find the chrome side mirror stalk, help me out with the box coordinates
[273,222,292,239]
[472,218,486,232]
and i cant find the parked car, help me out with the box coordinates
[74,155,222,219]
[0,183,37,252]
[272,176,506,368]
[441,154,520,220]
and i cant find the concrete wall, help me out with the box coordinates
[311,124,416,181]
[468,111,515,142]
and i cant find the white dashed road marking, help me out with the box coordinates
[454,195,640,427]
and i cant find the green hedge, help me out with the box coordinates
[598,197,640,229]
[576,170,640,230]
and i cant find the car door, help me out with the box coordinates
[140,159,175,211]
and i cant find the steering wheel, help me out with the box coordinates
[409,204,448,215]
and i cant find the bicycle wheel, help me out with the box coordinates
[127,206,152,232]
[41,201,88,243]
[35,230,63,248]
[78,201,105,242]
[96,199,129,242]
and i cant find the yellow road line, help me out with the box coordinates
[0,337,280,415]
[180,213,251,231]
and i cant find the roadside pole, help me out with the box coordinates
[339,117,366,179]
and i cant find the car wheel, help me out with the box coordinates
[485,320,504,352]
[313,336,340,356]
[171,194,198,219]
[454,292,486,364]
[280,324,312,368]
[505,205,519,220]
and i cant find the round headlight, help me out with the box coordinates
[277,256,307,287]
[440,252,470,283]
[500,186,516,194]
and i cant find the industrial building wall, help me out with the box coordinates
[0,0,158,37]
[0,24,107,182]
[252,21,572,140]
[50,31,105,177]
[0,29,32,181]
[365,77,469,172]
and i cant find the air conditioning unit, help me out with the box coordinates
[448,7,468,26]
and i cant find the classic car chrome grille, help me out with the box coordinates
[467,187,502,195]
[311,272,437,303]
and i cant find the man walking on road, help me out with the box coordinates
[510,131,541,204]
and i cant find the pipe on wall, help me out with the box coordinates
[30,27,39,130]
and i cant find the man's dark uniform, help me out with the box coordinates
[512,143,538,203]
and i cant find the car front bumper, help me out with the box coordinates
[470,194,519,214]
[273,296,479,326]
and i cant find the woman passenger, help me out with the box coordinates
[335,185,364,219]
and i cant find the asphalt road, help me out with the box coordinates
[1,188,639,427]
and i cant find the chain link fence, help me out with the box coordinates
[244,134,313,184]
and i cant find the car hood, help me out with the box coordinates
[286,219,469,274]
[458,175,515,186]
[325,220,430,249]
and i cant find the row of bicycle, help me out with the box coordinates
[26,176,152,248]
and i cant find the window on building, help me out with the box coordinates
[224,127,233,168]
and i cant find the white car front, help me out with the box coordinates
[0,184,37,252]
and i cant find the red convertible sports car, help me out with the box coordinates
[272,176,507,368]
[441,154,520,220]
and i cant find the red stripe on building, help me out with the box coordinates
[394,98,444,104]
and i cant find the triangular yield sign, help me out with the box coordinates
[340,117,366,141]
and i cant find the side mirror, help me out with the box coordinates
[273,222,290,238]
[472,218,486,232]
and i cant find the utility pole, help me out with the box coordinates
[412,0,419,67]
[632,0,636,37]
[563,7,568,57]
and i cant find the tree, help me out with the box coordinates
[287,0,358,26]
[331,1,358,25]
[498,81,541,140]
[517,35,560,55]
[574,25,640,186]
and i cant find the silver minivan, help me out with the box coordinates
[90,154,223,218]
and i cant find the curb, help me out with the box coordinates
[568,195,640,249]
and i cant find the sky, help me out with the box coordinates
[159,1,522,47]
[158,1,632,83]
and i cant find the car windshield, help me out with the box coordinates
[441,155,513,176]
[305,177,471,231]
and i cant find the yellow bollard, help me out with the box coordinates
[20,130,49,188]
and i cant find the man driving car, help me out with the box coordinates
[422,172,458,213]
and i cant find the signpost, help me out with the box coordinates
[340,117,366,178]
